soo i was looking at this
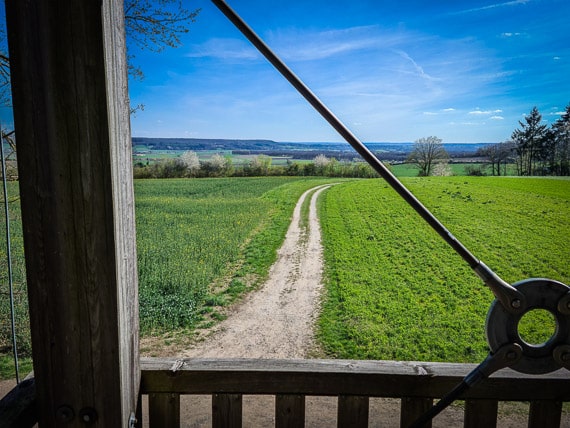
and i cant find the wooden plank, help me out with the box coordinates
[212,394,242,428]
[464,399,498,428]
[400,397,433,428]
[528,400,562,428]
[140,359,570,401]
[276,394,305,428]
[337,395,368,428]
[102,0,141,422]
[5,0,138,426]
[149,393,180,428]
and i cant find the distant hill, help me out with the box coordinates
[132,137,491,161]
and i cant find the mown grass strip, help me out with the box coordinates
[318,177,570,363]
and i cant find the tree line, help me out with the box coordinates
[477,105,570,176]
[133,153,381,179]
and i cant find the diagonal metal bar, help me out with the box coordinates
[211,0,524,312]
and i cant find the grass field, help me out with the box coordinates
[135,177,338,334]
[0,176,568,378]
[317,177,570,363]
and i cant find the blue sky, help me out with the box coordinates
[10,1,570,144]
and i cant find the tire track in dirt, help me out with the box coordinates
[181,184,334,359]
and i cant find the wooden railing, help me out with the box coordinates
[140,358,570,427]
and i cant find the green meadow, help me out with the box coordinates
[0,176,568,378]
[317,177,569,363]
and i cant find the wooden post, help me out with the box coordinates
[5,0,139,426]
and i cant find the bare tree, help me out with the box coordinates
[407,136,448,177]
[124,0,200,81]
[477,141,515,176]
[0,1,201,105]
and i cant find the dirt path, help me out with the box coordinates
[180,184,333,359]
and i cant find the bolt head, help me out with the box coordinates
[562,353,570,362]
[511,299,521,309]
[56,405,74,422]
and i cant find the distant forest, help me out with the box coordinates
[132,137,487,162]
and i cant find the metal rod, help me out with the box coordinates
[0,124,19,383]
[210,1,520,297]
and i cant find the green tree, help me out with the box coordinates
[511,107,550,176]
[551,104,570,176]
[407,136,448,177]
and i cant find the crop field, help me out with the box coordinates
[318,177,570,363]
[134,177,337,333]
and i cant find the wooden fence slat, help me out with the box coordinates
[464,399,498,428]
[276,394,305,428]
[528,400,562,428]
[337,395,369,428]
[400,397,433,428]
[148,393,180,428]
[213,393,243,428]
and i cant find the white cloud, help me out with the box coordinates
[186,38,259,60]
[455,0,531,14]
[423,111,438,115]
[490,116,504,120]
[395,50,441,83]
[443,108,456,112]
[273,26,384,61]
[469,109,503,115]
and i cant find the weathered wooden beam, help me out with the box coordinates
[5,0,139,426]
[140,358,570,401]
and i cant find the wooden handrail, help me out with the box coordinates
[140,358,570,428]
[2,359,567,427]
[141,358,570,400]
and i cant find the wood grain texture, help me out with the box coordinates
[276,394,305,428]
[140,358,570,400]
[400,397,432,428]
[5,0,138,425]
[464,399,498,428]
[212,394,242,428]
[337,395,369,428]
[528,400,562,428]
[149,393,180,428]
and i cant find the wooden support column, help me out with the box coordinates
[5,0,139,426]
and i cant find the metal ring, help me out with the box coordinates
[485,278,570,374]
